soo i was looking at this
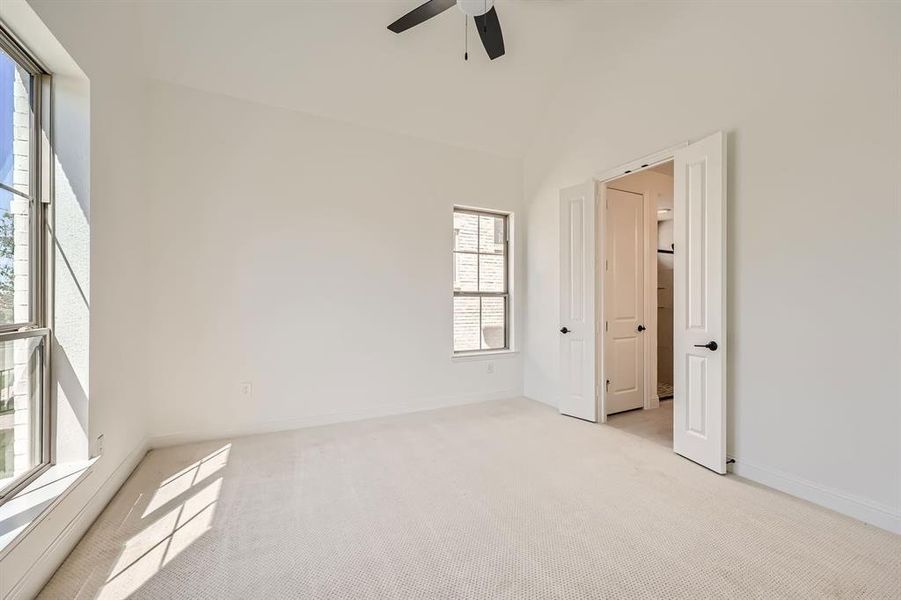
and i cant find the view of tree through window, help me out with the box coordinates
[0,210,15,322]
[0,38,45,497]
[0,47,29,326]
[453,209,508,353]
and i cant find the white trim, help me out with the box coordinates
[729,457,901,534]
[452,350,518,361]
[524,394,557,410]
[149,390,523,449]
[594,184,607,423]
[595,142,689,183]
[0,459,94,557]
[642,186,658,410]
[453,204,511,217]
[2,439,149,599]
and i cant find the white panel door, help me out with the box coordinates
[558,181,597,422]
[605,188,645,415]
[673,131,727,473]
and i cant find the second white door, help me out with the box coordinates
[558,181,598,422]
[605,187,645,415]
[673,131,728,473]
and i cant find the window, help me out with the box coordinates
[453,208,509,353]
[0,29,49,502]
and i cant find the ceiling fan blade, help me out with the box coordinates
[388,0,456,33]
[474,7,505,60]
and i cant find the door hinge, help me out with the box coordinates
[605,321,608,332]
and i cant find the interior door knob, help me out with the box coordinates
[637,325,646,332]
[560,327,570,334]
[693,341,718,351]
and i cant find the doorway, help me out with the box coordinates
[604,162,675,447]
[557,132,727,473]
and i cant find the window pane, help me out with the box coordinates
[453,252,477,292]
[453,297,480,352]
[481,297,506,350]
[479,214,505,254]
[453,210,509,353]
[478,254,505,293]
[0,335,43,492]
[1,48,32,196]
[0,187,30,325]
[453,211,478,252]
[0,49,32,326]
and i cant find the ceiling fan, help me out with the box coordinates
[388,0,505,60]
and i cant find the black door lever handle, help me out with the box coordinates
[694,341,718,351]
[637,325,646,332]
[560,327,570,334]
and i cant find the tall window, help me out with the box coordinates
[453,208,509,353]
[0,29,49,502]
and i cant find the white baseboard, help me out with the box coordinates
[729,457,901,535]
[524,394,557,410]
[149,388,523,448]
[4,439,149,600]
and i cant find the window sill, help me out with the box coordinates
[0,457,97,558]
[452,350,519,361]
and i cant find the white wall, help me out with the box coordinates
[1,6,898,596]
[144,81,524,445]
[0,4,524,591]
[523,2,901,530]
[0,1,150,597]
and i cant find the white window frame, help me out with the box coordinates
[452,206,511,355]
[0,25,52,506]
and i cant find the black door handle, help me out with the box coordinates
[694,341,718,351]
[560,327,570,334]
[637,325,646,332]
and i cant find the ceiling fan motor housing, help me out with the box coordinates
[457,0,494,17]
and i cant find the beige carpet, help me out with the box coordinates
[40,398,900,599]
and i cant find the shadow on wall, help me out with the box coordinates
[50,121,91,463]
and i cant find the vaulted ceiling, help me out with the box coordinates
[137,1,585,158]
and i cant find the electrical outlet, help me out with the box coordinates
[240,381,253,397]
[486,362,494,374]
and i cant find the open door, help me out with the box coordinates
[558,181,597,422]
[673,131,727,473]
[604,187,646,415]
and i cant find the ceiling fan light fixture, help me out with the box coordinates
[457,0,494,17]
[387,0,505,60]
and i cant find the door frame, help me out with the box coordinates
[593,142,688,423]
